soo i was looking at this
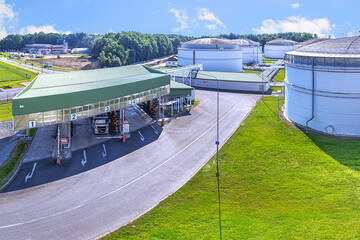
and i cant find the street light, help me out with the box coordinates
[127,49,136,64]
[197,72,222,240]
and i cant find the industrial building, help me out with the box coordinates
[284,36,360,137]
[230,39,262,64]
[178,38,243,72]
[12,65,193,131]
[167,69,270,92]
[264,39,298,59]
[24,41,68,55]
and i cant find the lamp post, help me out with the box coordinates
[127,49,136,64]
[197,72,222,240]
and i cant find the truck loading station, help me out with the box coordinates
[11,65,194,162]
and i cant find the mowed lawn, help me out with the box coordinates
[105,97,360,239]
[0,61,37,89]
[0,103,12,121]
[273,69,285,82]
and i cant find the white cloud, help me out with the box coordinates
[252,16,334,37]
[291,3,299,9]
[19,24,71,35]
[169,8,189,32]
[205,24,217,30]
[0,0,16,39]
[196,8,226,29]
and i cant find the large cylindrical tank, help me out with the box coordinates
[264,39,298,59]
[284,36,360,137]
[178,38,243,72]
[230,39,262,64]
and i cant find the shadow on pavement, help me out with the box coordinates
[2,123,163,193]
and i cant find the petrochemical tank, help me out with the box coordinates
[230,39,262,64]
[178,38,243,72]
[284,36,360,137]
[264,39,298,59]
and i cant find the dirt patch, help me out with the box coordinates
[27,56,99,71]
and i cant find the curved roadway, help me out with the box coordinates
[0,90,259,239]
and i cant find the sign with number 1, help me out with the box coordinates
[28,120,36,129]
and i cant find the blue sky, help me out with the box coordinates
[0,0,359,39]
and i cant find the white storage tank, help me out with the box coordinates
[178,38,243,72]
[264,39,298,59]
[230,39,262,64]
[284,36,360,137]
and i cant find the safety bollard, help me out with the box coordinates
[56,153,60,165]
[161,118,165,126]
[122,133,126,142]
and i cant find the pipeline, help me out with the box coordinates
[306,57,315,133]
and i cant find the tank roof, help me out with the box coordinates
[298,38,329,46]
[266,39,298,46]
[182,38,234,45]
[295,36,360,55]
[230,38,260,46]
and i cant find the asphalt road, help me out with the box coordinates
[0,88,23,101]
[0,90,259,239]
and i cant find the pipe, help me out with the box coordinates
[305,57,315,133]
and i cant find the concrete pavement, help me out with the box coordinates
[0,88,24,101]
[0,90,259,239]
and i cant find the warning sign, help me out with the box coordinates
[123,120,129,133]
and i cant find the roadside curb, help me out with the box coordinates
[0,138,32,192]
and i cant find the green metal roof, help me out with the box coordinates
[169,81,194,97]
[13,65,170,116]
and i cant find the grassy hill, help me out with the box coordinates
[105,97,360,239]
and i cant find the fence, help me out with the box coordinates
[0,92,17,105]
[0,64,31,82]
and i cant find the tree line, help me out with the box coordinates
[0,32,99,51]
[0,31,317,68]
[217,32,318,46]
[92,32,193,67]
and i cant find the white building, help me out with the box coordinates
[230,39,262,64]
[264,39,298,59]
[284,36,360,137]
[178,38,243,72]
[166,56,178,67]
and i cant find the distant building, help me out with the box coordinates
[166,56,178,67]
[24,41,68,55]
[71,48,89,54]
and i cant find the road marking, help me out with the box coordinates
[25,162,37,183]
[138,131,145,142]
[0,96,256,230]
[102,144,107,159]
[151,125,158,135]
[81,150,87,167]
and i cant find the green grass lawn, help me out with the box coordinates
[262,59,276,64]
[273,69,285,82]
[0,61,37,89]
[268,86,284,93]
[243,70,261,74]
[0,141,27,187]
[0,103,12,121]
[104,97,360,239]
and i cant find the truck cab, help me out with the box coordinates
[92,116,110,135]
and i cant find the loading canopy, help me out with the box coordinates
[12,65,171,130]
[169,81,194,97]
